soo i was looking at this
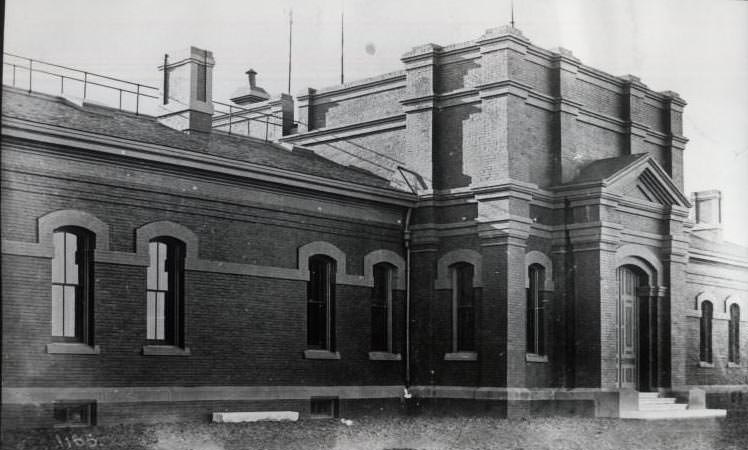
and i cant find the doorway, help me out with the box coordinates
[617,265,656,391]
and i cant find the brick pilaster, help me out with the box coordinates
[621,75,650,156]
[550,49,582,184]
[662,91,688,191]
[664,207,691,388]
[400,44,441,191]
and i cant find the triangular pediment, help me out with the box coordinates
[607,156,690,208]
[561,154,691,208]
[619,167,678,205]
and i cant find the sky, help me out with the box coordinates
[4,0,748,245]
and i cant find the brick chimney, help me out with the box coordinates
[157,46,215,134]
[691,190,723,241]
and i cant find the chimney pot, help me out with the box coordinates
[246,69,257,88]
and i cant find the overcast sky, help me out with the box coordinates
[4,0,747,245]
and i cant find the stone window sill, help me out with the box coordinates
[304,349,341,360]
[727,362,741,368]
[369,351,402,361]
[526,353,548,363]
[142,345,191,356]
[46,343,101,355]
[444,352,478,361]
[698,361,714,368]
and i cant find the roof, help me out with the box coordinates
[1,87,396,191]
[558,153,691,208]
[568,154,647,184]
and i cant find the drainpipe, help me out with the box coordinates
[404,206,413,388]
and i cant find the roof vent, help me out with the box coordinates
[230,69,271,105]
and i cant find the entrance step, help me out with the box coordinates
[621,409,727,420]
[621,392,727,420]
[639,397,677,404]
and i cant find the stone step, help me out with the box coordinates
[212,411,299,423]
[639,397,677,404]
[638,392,661,398]
[639,403,688,411]
[620,408,727,420]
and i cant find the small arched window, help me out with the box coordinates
[700,301,713,363]
[307,255,336,350]
[729,304,740,364]
[371,263,394,352]
[451,263,475,352]
[51,226,95,343]
[146,237,185,346]
[527,264,546,356]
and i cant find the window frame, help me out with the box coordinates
[309,397,339,419]
[370,263,394,353]
[700,300,713,364]
[50,226,95,345]
[145,237,186,347]
[526,263,546,356]
[451,262,475,353]
[53,401,96,428]
[307,255,336,351]
[729,303,740,365]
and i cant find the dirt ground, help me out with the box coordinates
[2,414,747,450]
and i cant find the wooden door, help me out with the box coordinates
[618,267,638,389]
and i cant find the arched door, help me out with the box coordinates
[617,266,639,389]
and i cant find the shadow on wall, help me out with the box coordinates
[434,104,480,190]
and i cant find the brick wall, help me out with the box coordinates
[1,145,410,392]
[684,275,748,385]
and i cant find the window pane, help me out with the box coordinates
[730,305,740,363]
[372,265,388,304]
[147,242,158,290]
[156,292,165,340]
[65,233,78,285]
[52,232,65,283]
[458,306,474,351]
[701,302,713,363]
[157,243,168,291]
[146,291,156,340]
[52,285,64,336]
[63,285,77,337]
[307,302,324,347]
[308,258,331,348]
[538,305,545,355]
[457,266,474,306]
[526,288,535,353]
[371,306,387,351]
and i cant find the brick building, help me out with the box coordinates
[2,26,747,428]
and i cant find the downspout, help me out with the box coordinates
[403,206,413,388]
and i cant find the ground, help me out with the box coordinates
[2,415,747,450]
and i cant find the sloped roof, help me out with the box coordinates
[1,87,395,191]
[559,153,691,208]
[569,154,647,184]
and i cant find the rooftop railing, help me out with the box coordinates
[3,52,159,115]
[212,100,286,140]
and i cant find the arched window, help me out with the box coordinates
[308,255,336,350]
[527,264,546,356]
[729,304,740,365]
[700,301,713,363]
[146,237,185,346]
[451,263,475,352]
[51,227,95,343]
[371,263,394,352]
